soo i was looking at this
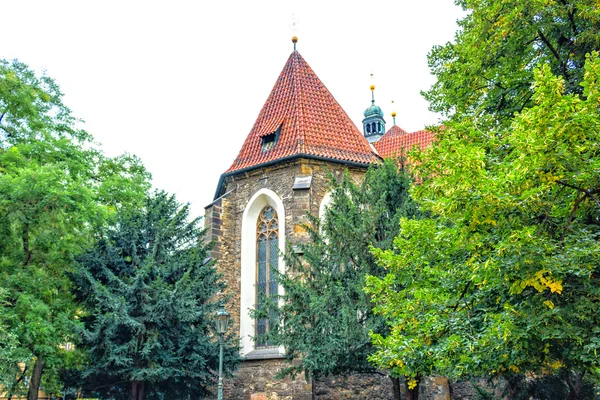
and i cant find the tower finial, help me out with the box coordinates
[291,13,298,52]
[391,101,397,125]
[370,73,375,105]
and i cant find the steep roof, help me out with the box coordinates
[374,125,435,159]
[225,51,380,174]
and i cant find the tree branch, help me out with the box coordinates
[560,193,586,242]
[537,30,562,62]
[557,180,600,208]
[559,0,579,37]
[451,281,472,311]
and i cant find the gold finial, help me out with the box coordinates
[391,101,397,125]
[391,111,397,117]
[370,73,376,104]
[292,36,298,51]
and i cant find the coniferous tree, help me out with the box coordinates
[258,160,421,399]
[74,191,238,400]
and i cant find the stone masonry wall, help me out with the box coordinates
[314,373,397,399]
[223,359,312,400]
[205,158,367,400]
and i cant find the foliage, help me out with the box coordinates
[492,372,598,400]
[258,160,421,384]
[424,0,600,122]
[73,191,239,400]
[366,52,600,397]
[0,58,151,399]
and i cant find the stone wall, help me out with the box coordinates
[314,373,396,399]
[223,359,312,400]
[450,378,507,399]
[205,158,367,400]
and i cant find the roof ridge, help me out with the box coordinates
[293,52,305,154]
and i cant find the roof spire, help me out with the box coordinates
[391,100,397,125]
[291,13,298,52]
[370,73,375,105]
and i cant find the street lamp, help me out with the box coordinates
[214,305,230,400]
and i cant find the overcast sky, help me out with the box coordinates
[3,0,465,218]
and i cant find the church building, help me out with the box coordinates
[205,37,434,399]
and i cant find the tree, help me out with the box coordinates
[0,59,150,400]
[257,160,422,399]
[367,1,600,396]
[424,0,600,122]
[73,191,239,400]
[366,53,600,398]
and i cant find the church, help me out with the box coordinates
[204,37,434,399]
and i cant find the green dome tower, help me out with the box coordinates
[362,83,386,143]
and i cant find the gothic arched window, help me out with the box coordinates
[256,205,279,347]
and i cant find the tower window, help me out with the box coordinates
[261,126,281,151]
[366,124,371,134]
[255,205,279,347]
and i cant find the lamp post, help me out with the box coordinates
[214,306,230,400]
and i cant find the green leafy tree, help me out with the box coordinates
[424,0,600,122]
[0,59,150,400]
[367,1,600,397]
[258,160,421,399]
[73,191,239,400]
[366,53,600,399]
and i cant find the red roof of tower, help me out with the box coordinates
[225,51,380,173]
[374,125,435,159]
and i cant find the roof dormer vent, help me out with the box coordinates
[261,126,281,151]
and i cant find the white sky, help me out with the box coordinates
[2,0,464,218]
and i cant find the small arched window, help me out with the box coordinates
[256,206,279,347]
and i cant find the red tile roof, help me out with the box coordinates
[225,51,380,173]
[374,125,435,159]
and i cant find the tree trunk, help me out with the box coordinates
[506,375,520,399]
[130,381,146,400]
[27,355,44,400]
[390,376,401,400]
[566,370,584,400]
[137,381,145,400]
[130,381,138,400]
[405,376,419,400]
[311,376,316,400]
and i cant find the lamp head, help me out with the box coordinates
[214,306,230,334]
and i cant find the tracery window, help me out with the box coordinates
[255,205,279,347]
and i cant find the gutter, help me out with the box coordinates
[212,153,382,200]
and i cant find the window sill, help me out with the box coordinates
[243,347,285,360]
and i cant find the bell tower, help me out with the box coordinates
[362,80,386,143]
